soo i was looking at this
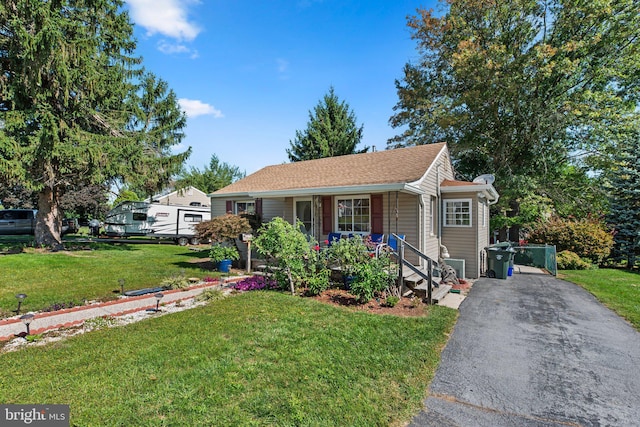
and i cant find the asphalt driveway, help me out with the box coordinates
[410,269,640,427]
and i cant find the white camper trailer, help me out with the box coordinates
[104,201,210,245]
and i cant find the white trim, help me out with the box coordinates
[209,183,425,199]
[334,195,371,234]
[408,143,449,188]
[441,183,499,202]
[234,200,255,215]
[444,198,473,228]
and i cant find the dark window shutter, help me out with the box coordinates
[255,198,262,216]
[225,200,233,213]
[371,194,383,234]
[322,196,332,234]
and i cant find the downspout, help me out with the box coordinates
[437,164,442,251]
[418,194,425,267]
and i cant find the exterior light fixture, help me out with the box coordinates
[20,313,35,335]
[153,292,164,312]
[14,293,27,315]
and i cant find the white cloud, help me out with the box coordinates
[178,99,224,119]
[157,40,199,58]
[126,0,201,41]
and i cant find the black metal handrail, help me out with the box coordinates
[391,233,436,304]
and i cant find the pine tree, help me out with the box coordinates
[287,87,367,162]
[608,133,640,269]
[0,1,187,248]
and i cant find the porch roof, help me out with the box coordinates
[210,143,447,198]
[440,179,499,202]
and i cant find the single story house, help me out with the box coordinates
[146,186,209,207]
[209,143,498,279]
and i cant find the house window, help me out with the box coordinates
[184,214,203,223]
[235,201,255,215]
[430,196,437,236]
[336,196,370,233]
[444,199,472,227]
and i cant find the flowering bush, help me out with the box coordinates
[232,275,279,291]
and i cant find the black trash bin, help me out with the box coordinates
[486,246,514,279]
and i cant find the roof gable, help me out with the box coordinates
[212,143,447,196]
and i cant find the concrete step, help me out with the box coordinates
[411,283,451,303]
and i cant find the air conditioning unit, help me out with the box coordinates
[446,258,465,280]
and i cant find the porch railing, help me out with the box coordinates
[391,233,436,305]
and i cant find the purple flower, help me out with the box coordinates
[232,275,279,291]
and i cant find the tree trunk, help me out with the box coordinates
[35,187,63,250]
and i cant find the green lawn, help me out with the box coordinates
[0,240,218,316]
[560,268,640,330]
[0,292,457,426]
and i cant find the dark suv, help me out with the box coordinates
[0,210,78,235]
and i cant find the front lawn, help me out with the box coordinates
[0,242,217,317]
[560,268,640,330]
[0,292,457,426]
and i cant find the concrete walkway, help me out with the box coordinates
[0,278,243,341]
[410,268,640,427]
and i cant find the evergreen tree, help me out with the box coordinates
[176,154,245,194]
[608,130,640,269]
[125,73,189,200]
[287,87,367,162]
[0,1,187,248]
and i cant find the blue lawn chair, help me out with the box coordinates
[327,232,342,246]
[388,234,405,252]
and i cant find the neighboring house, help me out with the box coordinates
[209,143,498,278]
[146,186,209,207]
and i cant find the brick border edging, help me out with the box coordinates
[0,276,247,339]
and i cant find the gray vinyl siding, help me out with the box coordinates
[412,149,455,263]
[210,200,227,217]
[441,192,482,278]
[261,199,287,222]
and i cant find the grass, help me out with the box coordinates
[0,292,457,426]
[0,239,218,316]
[560,268,640,330]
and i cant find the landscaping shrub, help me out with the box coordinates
[527,216,613,264]
[350,256,397,303]
[556,250,594,270]
[304,271,331,296]
[194,214,252,243]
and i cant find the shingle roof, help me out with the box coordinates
[441,179,479,187]
[212,143,447,196]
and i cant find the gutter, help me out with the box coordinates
[209,183,426,199]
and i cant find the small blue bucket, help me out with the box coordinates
[217,259,232,273]
[507,267,514,276]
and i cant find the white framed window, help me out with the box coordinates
[444,199,472,227]
[336,196,370,233]
[235,201,255,215]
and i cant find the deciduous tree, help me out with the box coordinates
[390,0,639,228]
[176,154,245,195]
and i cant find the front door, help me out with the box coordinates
[295,199,313,236]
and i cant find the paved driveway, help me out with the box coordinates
[410,270,640,427]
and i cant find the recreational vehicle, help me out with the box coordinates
[104,201,210,245]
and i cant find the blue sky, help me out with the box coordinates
[124,0,440,175]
